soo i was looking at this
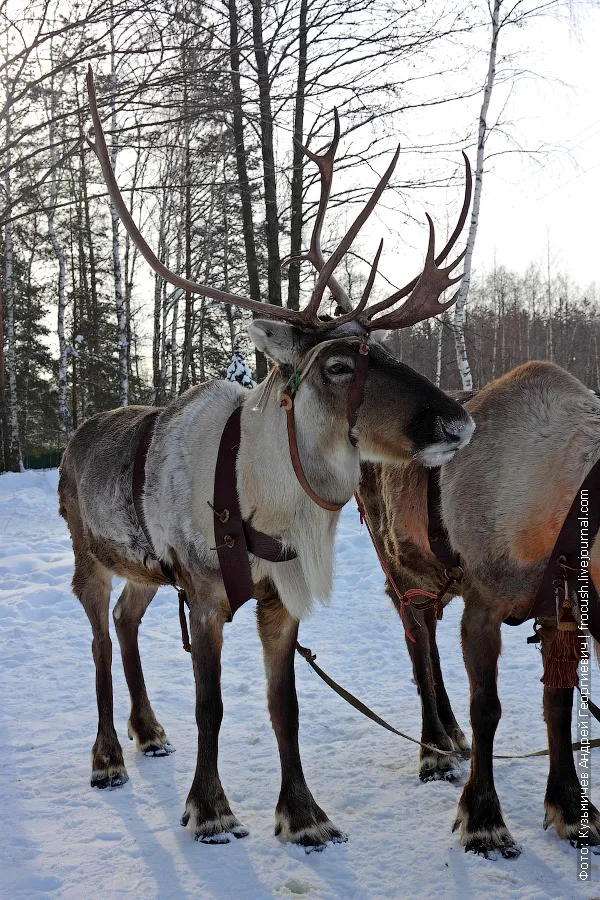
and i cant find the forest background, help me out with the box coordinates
[1,0,597,470]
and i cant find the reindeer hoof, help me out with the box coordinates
[197,824,249,844]
[275,813,347,851]
[462,830,521,859]
[91,767,129,789]
[128,720,174,756]
[143,742,175,757]
[181,804,248,843]
[420,751,460,783]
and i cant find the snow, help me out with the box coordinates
[0,468,597,899]
[226,336,256,388]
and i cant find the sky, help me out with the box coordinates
[90,1,600,343]
[324,3,600,299]
[473,7,600,287]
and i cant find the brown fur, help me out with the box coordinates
[357,462,469,781]
[363,360,600,855]
[58,324,473,847]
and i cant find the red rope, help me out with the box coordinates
[355,493,440,643]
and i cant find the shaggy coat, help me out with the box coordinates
[59,320,474,847]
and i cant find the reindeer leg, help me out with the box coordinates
[180,589,248,843]
[256,583,347,850]
[539,620,600,845]
[454,598,520,858]
[113,582,174,756]
[395,597,459,781]
[425,607,470,757]
[74,552,128,788]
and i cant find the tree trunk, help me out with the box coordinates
[79,107,101,413]
[288,0,308,311]
[435,315,444,387]
[3,95,22,470]
[153,194,167,403]
[180,75,193,393]
[228,0,266,379]
[453,0,501,390]
[45,78,73,444]
[251,0,281,308]
[0,280,11,471]
[109,5,128,406]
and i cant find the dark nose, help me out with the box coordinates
[439,420,462,444]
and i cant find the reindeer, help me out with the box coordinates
[57,68,474,848]
[358,456,471,784]
[359,360,600,857]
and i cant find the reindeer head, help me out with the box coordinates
[86,67,474,485]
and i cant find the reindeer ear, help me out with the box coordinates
[248,320,311,366]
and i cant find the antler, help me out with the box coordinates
[86,64,471,336]
[281,110,352,312]
[286,117,471,333]
[361,153,472,331]
[85,66,321,327]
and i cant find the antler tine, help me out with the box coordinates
[438,152,472,263]
[365,214,467,331]
[363,153,472,319]
[324,239,384,329]
[304,144,401,323]
[361,154,472,328]
[85,66,311,326]
[284,110,353,314]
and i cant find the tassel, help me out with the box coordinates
[541,599,582,689]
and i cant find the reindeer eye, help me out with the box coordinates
[327,362,353,376]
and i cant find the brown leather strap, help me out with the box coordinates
[281,395,346,512]
[427,467,460,571]
[178,590,191,652]
[244,519,296,562]
[213,406,256,616]
[213,406,297,617]
[346,344,370,447]
[281,342,370,511]
[526,456,600,639]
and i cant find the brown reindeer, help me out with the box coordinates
[358,458,470,784]
[359,360,600,857]
[58,69,474,849]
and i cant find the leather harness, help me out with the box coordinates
[131,339,371,623]
[426,456,600,641]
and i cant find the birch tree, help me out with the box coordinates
[453,0,565,389]
[2,73,23,470]
[452,0,501,391]
[109,1,128,406]
[43,66,73,442]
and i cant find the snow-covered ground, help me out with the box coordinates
[0,468,597,899]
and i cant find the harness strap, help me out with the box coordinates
[529,457,600,638]
[131,405,296,638]
[356,492,459,644]
[295,640,600,758]
[213,405,297,618]
[280,342,370,511]
[427,468,460,571]
[281,394,346,511]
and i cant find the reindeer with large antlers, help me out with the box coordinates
[57,67,473,848]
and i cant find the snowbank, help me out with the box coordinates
[0,469,596,898]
